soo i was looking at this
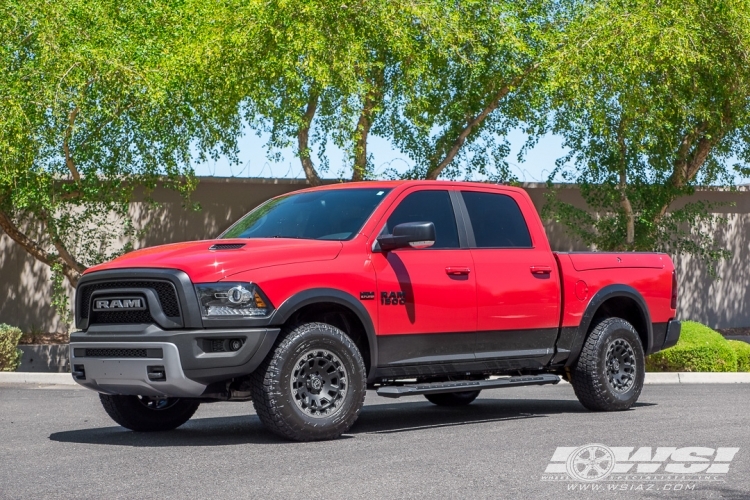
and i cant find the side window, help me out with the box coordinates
[386,190,460,249]
[461,191,532,248]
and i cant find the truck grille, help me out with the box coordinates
[89,310,155,325]
[78,280,180,319]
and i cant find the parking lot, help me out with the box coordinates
[1,382,748,499]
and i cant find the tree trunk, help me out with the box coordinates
[619,170,635,247]
[297,93,322,186]
[352,69,384,182]
[426,63,538,180]
[0,209,82,287]
[616,122,634,247]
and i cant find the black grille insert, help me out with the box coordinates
[89,310,155,325]
[211,339,226,352]
[78,280,180,319]
[77,348,164,358]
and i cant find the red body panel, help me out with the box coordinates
[85,238,343,283]
[368,185,477,336]
[84,180,677,351]
[555,253,675,328]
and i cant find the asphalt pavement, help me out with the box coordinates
[1,383,748,499]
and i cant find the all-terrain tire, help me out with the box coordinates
[99,394,200,431]
[250,322,367,441]
[571,317,645,411]
[424,390,481,406]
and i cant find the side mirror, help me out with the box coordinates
[377,222,436,252]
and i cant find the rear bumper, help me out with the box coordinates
[661,319,681,351]
[69,326,280,397]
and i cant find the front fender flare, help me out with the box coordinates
[270,288,378,376]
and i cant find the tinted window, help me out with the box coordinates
[461,191,532,248]
[386,190,459,249]
[222,188,391,240]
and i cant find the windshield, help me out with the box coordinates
[221,188,392,241]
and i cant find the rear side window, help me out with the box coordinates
[386,190,459,249]
[461,191,532,248]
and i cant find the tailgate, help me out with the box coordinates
[565,253,666,272]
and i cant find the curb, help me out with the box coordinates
[2,372,750,387]
[659,372,750,384]
[0,372,77,386]
[558,373,750,384]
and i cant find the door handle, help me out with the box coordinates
[445,267,471,276]
[530,266,552,275]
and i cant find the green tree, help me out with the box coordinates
[380,0,568,181]
[0,1,228,307]
[544,0,750,268]
[206,0,422,184]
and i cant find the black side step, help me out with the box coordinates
[376,374,560,399]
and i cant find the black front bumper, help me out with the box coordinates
[70,325,281,390]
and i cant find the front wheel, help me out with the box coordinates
[571,317,645,411]
[99,394,200,431]
[251,322,367,441]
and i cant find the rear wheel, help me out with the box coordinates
[571,317,645,411]
[424,390,481,406]
[99,394,200,431]
[251,322,366,441]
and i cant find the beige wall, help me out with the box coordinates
[0,178,747,332]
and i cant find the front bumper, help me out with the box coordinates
[70,326,280,397]
[71,342,208,397]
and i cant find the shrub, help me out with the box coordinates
[646,321,738,372]
[0,324,23,372]
[728,340,750,372]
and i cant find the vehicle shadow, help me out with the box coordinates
[48,398,655,447]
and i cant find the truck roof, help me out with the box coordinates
[292,180,529,195]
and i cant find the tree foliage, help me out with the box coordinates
[3,0,749,329]
[0,0,228,300]
[544,0,750,268]
[204,0,569,184]
[382,0,565,182]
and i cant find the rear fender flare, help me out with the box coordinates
[565,284,653,367]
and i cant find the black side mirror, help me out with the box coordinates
[377,222,436,252]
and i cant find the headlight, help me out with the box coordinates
[194,283,273,317]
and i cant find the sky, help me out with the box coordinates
[192,127,570,183]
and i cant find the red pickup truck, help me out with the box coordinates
[71,181,680,441]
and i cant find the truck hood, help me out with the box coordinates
[84,238,343,283]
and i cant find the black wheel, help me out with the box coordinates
[571,317,645,411]
[424,390,481,406]
[99,394,200,431]
[250,322,367,441]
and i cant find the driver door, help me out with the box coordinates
[371,188,477,366]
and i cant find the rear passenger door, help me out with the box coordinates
[371,188,477,367]
[458,189,560,361]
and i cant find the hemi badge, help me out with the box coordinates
[360,292,375,301]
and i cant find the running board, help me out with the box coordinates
[376,374,560,399]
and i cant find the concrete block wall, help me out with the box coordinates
[0,178,747,332]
